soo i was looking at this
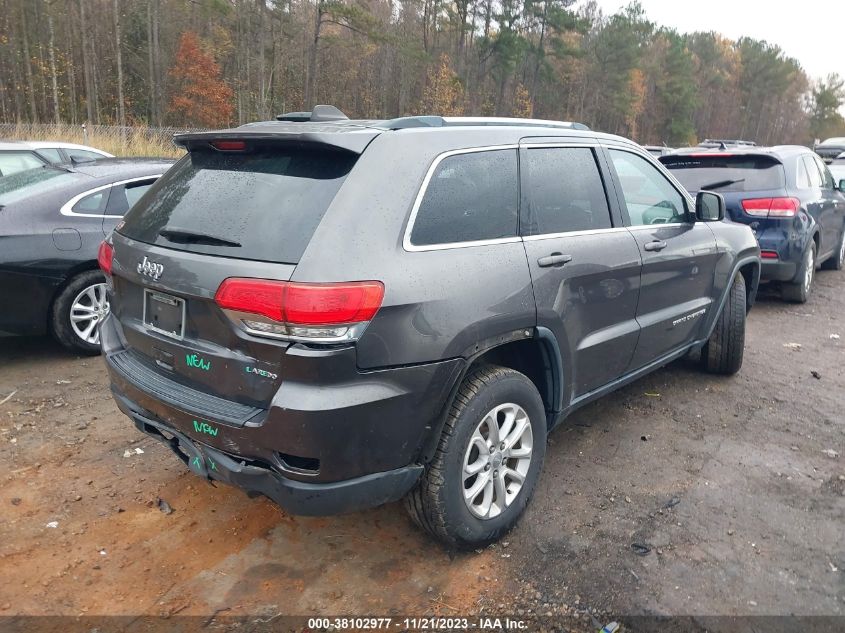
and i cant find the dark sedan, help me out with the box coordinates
[814,137,845,164]
[0,158,174,352]
[661,146,845,303]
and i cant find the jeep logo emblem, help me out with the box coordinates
[137,256,164,280]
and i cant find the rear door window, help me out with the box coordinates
[661,155,786,193]
[119,147,357,264]
[813,155,836,189]
[37,148,64,163]
[409,149,519,247]
[105,180,157,216]
[523,147,612,235]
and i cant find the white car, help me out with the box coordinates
[828,152,845,186]
[0,141,114,177]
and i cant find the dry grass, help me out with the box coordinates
[0,123,187,159]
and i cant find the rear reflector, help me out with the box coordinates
[215,278,385,342]
[97,241,114,275]
[741,197,799,218]
[760,250,779,259]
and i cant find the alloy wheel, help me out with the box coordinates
[839,232,845,267]
[804,248,815,294]
[69,283,109,345]
[462,403,533,520]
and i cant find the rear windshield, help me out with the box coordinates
[119,146,357,264]
[661,155,785,193]
[0,168,84,206]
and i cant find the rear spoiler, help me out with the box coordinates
[173,129,380,155]
[660,152,783,164]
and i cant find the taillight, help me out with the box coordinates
[215,278,385,342]
[741,197,800,218]
[97,241,114,275]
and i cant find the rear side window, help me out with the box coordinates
[68,149,104,162]
[524,147,612,235]
[800,156,823,188]
[662,155,786,192]
[73,190,107,213]
[409,149,518,247]
[119,147,357,264]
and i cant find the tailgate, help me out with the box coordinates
[109,234,295,411]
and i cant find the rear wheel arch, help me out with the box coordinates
[737,261,759,312]
[418,333,561,464]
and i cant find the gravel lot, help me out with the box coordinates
[1,269,843,627]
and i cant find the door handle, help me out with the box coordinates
[643,240,668,252]
[537,253,573,268]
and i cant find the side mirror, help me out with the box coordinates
[839,179,845,191]
[696,190,725,222]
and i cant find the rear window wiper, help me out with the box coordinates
[699,178,745,190]
[158,227,242,247]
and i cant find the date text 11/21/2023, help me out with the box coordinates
[306,617,530,630]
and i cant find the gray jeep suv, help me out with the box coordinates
[100,108,761,548]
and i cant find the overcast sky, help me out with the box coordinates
[590,0,840,82]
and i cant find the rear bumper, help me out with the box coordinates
[760,258,798,282]
[100,314,463,514]
[125,406,422,515]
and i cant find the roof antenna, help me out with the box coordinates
[310,105,349,122]
[275,105,349,122]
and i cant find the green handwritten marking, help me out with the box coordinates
[191,456,202,471]
[192,420,219,437]
[208,458,218,472]
[185,353,211,371]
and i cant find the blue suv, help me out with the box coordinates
[662,146,845,302]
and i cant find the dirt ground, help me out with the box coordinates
[1,269,843,628]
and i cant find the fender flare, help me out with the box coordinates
[417,327,565,463]
[701,254,760,343]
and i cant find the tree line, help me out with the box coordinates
[1,0,843,146]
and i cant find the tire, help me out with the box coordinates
[821,226,845,271]
[50,270,109,355]
[700,273,746,375]
[781,242,816,303]
[405,365,547,549]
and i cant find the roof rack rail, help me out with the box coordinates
[381,116,590,131]
[700,138,757,148]
[276,105,349,123]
